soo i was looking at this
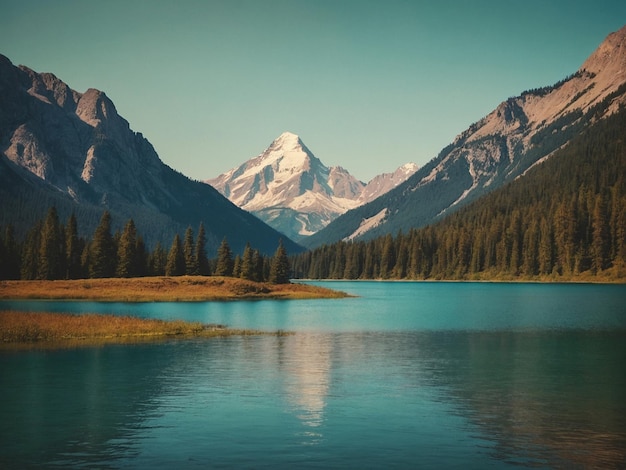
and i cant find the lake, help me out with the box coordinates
[1,281,625,468]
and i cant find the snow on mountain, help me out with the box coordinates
[207,132,417,241]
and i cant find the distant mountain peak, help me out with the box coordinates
[207,133,417,241]
[275,130,300,143]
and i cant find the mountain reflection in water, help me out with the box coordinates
[1,282,625,468]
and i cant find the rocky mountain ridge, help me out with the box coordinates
[303,25,626,248]
[0,54,302,255]
[207,132,417,241]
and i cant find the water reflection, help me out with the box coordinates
[0,343,177,468]
[411,330,626,468]
[278,334,332,442]
[1,329,625,468]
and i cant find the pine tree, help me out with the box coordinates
[240,242,255,280]
[90,211,116,278]
[538,218,554,275]
[215,237,234,277]
[269,239,290,284]
[116,219,138,278]
[592,193,610,272]
[65,213,82,279]
[195,223,211,275]
[233,254,242,278]
[379,234,395,279]
[165,234,186,276]
[253,249,264,282]
[149,242,167,276]
[38,207,64,280]
[183,226,199,275]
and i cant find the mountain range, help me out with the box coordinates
[0,54,301,256]
[1,24,625,262]
[303,25,626,248]
[207,131,417,241]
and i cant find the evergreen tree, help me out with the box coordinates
[165,234,186,276]
[149,242,167,276]
[116,219,138,278]
[38,207,64,280]
[195,223,211,275]
[65,213,82,279]
[183,226,199,275]
[379,234,395,279]
[215,237,234,277]
[592,193,610,272]
[269,239,290,284]
[90,211,116,278]
[240,242,254,280]
[232,254,242,278]
[253,249,264,282]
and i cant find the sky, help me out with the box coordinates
[1,1,625,182]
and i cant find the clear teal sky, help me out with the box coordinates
[2,1,625,181]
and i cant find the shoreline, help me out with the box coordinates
[0,310,288,349]
[0,276,350,302]
[297,276,626,285]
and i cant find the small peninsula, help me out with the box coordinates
[0,276,348,302]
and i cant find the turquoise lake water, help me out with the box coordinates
[1,281,625,468]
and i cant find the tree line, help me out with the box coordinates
[291,105,626,281]
[0,210,291,284]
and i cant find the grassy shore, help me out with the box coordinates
[0,310,279,348]
[0,276,348,302]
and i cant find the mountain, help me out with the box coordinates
[292,104,626,280]
[207,132,417,241]
[0,54,302,255]
[356,163,419,204]
[304,25,626,249]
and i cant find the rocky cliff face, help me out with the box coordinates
[207,132,417,241]
[304,25,626,248]
[0,54,302,254]
[357,163,419,204]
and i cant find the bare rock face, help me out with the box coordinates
[357,163,418,204]
[207,132,417,241]
[306,25,626,247]
[0,54,302,255]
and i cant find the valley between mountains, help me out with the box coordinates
[1,25,625,281]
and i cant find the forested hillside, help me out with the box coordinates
[0,209,292,284]
[291,106,626,281]
[303,25,626,248]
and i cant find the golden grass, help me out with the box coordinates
[0,276,349,302]
[0,310,279,348]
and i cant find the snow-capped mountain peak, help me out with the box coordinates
[206,132,417,241]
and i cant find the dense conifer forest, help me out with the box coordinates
[291,107,626,281]
[2,108,624,284]
[0,210,291,284]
